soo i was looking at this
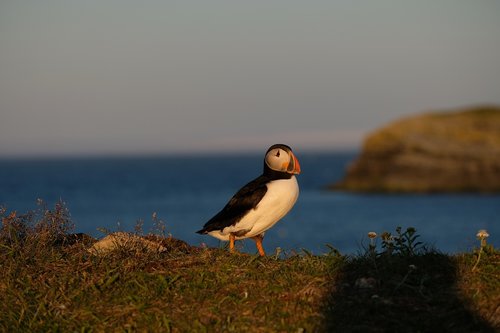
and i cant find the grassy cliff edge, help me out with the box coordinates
[1,203,499,332]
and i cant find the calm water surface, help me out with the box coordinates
[1,152,498,254]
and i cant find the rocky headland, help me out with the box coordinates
[333,105,500,193]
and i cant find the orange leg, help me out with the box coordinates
[251,234,266,256]
[229,234,236,253]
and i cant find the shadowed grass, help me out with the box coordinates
[321,249,499,332]
[0,202,498,332]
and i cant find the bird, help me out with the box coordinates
[196,144,301,256]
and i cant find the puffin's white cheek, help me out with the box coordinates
[265,149,291,171]
[268,158,283,170]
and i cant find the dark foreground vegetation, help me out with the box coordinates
[1,202,498,332]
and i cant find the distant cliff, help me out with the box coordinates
[333,106,500,193]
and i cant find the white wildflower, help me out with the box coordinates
[476,229,489,239]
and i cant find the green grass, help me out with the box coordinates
[1,202,498,332]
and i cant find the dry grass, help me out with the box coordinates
[1,202,498,332]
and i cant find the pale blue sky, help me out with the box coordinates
[1,1,499,156]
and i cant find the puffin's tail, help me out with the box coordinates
[196,229,207,234]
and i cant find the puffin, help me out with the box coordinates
[196,144,301,256]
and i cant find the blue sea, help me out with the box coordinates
[1,152,498,254]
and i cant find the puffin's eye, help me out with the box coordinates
[275,150,280,157]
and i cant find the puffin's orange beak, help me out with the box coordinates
[287,152,301,175]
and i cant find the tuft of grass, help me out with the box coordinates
[0,204,498,332]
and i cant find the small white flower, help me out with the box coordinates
[368,232,377,239]
[476,229,489,239]
[355,277,377,289]
[409,264,417,271]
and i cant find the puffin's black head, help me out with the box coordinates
[263,144,301,176]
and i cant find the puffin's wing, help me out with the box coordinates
[196,176,268,234]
